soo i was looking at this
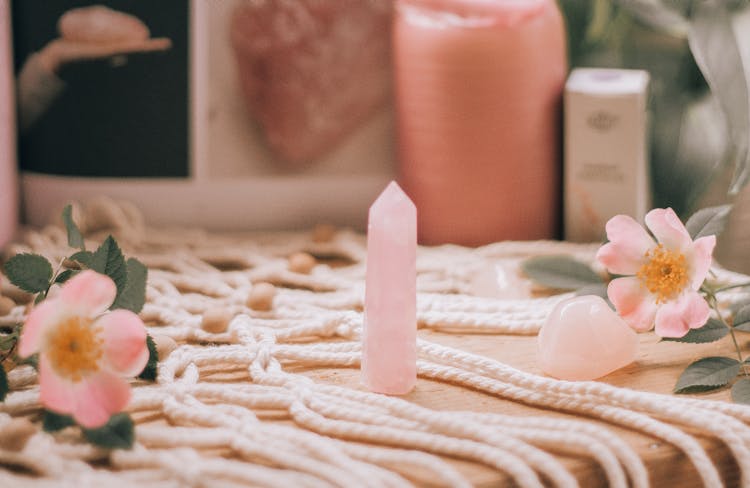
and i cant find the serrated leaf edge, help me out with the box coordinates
[62,204,85,251]
[674,356,741,393]
[685,205,732,239]
[521,255,603,290]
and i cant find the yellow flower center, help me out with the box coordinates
[636,244,689,303]
[46,316,103,382]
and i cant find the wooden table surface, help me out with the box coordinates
[3,248,743,486]
[294,329,742,487]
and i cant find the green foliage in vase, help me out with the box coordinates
[559,0,750,215]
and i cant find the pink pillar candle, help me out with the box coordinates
[362,181,417,395]
[394,0,567,246]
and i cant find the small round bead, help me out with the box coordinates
[0,418,37,451]
[0,296,15,316]
[0,283,32,305]
[201,308,233,333]
[311,224,337,243]
[246,282,276,311]
[62,258,82,270]
[288,252,316,274]
[152,334,177,359]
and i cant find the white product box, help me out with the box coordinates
[564,68,650,242]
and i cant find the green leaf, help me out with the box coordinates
[82,413,135,449]
[3,254,53,294]
[522,256,603,290]
[54,269,77,285]
[62,204,85,251]
[137,335,158,382]
[96,237,127,298]
[662,317,728,344]
[111,259,147,313]
[615,0,688,36]
[732,378,750,404]
[734,304,750,332]
[674,356,741,393]
[688,2,750,194]
[685,205,732,240]
[672,95,727,214]
[42,410,76,432]
[0,366,7,402]
[69,250,94,269]
[0,331,17,351]
[71,236,127,299]
[20,354,38,370]
[558,0,594,66]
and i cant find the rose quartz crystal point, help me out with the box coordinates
[362,181,417,395]
[538,296,639,381]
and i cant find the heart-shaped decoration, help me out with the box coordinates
[538,295,639,381]
[230,0,392,166]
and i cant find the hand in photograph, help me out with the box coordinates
[17,5,172,131]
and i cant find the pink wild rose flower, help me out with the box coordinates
[596,208,716,338]
[18,270,149,428]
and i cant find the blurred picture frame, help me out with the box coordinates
[15,0,394,231]
[1,0,18,248]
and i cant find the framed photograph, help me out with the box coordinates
[14,0,394,231]
[1,0,17,247]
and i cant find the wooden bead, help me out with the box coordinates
[152,334,177,359]
[0,296,14,316]
[0,418,37,451]
[312,224,337,243]
[0,282,32,305]
[288,252,316,274]
[201,308,233,334]
[246,282,276,311]
[62,258,82,270]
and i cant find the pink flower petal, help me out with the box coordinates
[687,235,716,290]
[654,291,711,338]
[608,277,658,332]
[38,357,76,415]
[19,300,63,357]
[645,208,692,252]
[596,215,655,275]
[97,310,149,377]
[60,270,117,317]
[71,371,131,429]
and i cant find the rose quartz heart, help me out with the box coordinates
[538,295,639,381]
[230,0,392,166]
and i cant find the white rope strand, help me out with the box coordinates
[3,198,750,487]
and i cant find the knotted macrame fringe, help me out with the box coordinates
[2,197,750,487]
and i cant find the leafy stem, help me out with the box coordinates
[705,289,747,376]
[0,325,20,365]
[30,257,67,305]
[714,282,750,294]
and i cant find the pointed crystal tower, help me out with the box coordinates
[362,181,417,394]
